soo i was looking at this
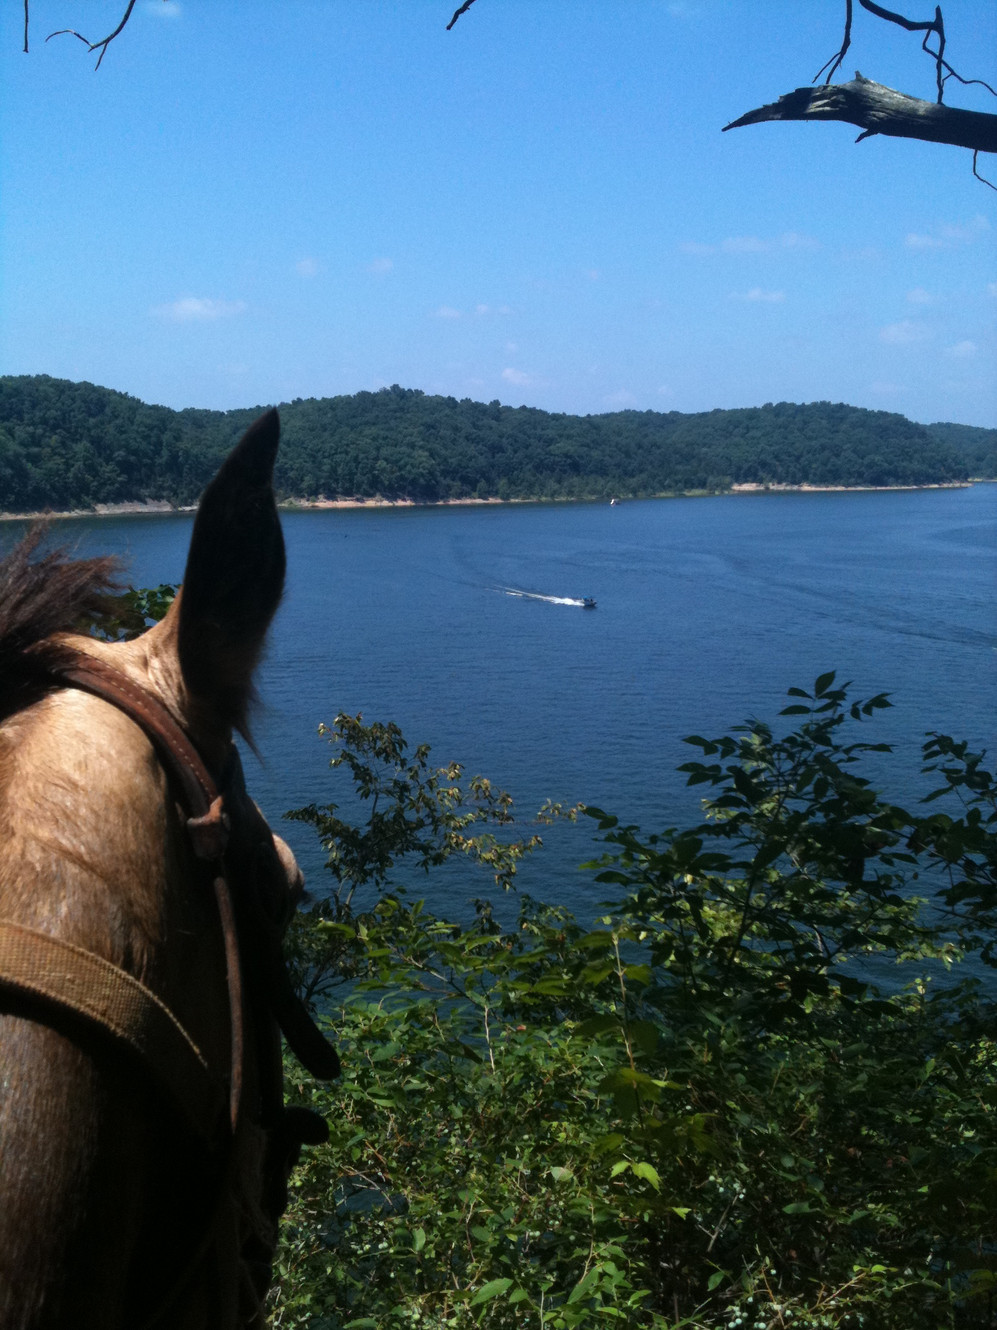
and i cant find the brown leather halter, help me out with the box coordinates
[0,647,339,1142]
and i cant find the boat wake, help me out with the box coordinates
[497,586,593,608]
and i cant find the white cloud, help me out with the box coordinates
[988,281,997,297]
[681,231,818,256]
[734,287,785,303]
[941,215,989,242]
[153,296,246,322]
[945,340,977,358]
[433,302,511,320]
[906,287,933,305]
[296,257,320,278]
[904,232,946,251]
[367,257,393,275]
[905,215,989,250]
[501,367,533,386]
[145,1,181,17]
[604,390,636,406]
[879,319,928,345]
[720,236,768,254]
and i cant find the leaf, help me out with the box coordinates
[631,1161,662,1190]
[573,1015,621,1039]
[683,735,718,753]
[814,670,837,696]
[470,1277,514,1305]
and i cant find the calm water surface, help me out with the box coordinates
[25,484,997,919]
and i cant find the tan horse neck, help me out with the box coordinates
[0,409,300,1329]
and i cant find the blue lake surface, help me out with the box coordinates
[18,482,996,922]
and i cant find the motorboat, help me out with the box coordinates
[582,597,596,609]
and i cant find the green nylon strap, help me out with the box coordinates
[0,919,224,1140]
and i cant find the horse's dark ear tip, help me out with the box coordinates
[232,407,280,473]
[248,406,280,444]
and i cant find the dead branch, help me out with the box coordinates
[724,73,997,153]
[815,2,995,101]
[858,0,949,101]
[447,0,481,32]
[973,150,997,191]
[814,0,854,85]
[42,0,139,70]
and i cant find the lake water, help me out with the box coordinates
[17,483,996,921]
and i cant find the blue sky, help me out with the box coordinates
[2,1,994,425]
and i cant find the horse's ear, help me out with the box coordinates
[177,408,285,734]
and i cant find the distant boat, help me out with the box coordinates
[610,498,618,506]
[582,597,596,609]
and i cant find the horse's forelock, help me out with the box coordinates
[0,529,123,674]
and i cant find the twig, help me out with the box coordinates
[973,149,997,190]
[817,3,995,105]
[814,0,854,85]
[45,0,139,70]
[859,0,947,101]
[447,0,480,32]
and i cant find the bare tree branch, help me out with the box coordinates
[857,0,948,101]
[44,0,140,70]
[816,2,995,102]
[447,0,480,32]
[814,0,854,85]
[724,73,997,154]
[973,149,997,191]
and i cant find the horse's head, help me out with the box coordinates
[0,409,333,1329]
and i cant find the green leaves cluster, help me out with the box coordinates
[271,679,997,1329]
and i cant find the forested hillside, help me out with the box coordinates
[926,420,997,480]
[0,374,988,513]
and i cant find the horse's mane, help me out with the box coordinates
[0,528,122,681]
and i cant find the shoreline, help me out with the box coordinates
[0,479,979,522]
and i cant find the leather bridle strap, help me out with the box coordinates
[0,921,223,1138]
[44,649,246,1134]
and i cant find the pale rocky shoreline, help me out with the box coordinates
[0,480,977,522]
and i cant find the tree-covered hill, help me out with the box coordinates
[0,374,988,513]
[926,420,997,480]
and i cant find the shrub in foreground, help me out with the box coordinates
[272,677,997,1329]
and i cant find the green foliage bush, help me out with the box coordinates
[270,678,997,1329]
